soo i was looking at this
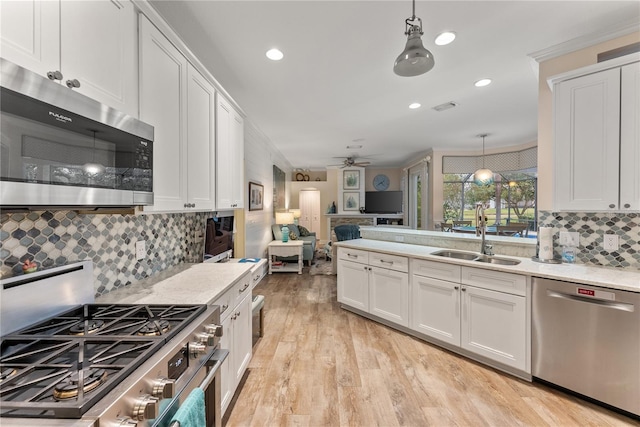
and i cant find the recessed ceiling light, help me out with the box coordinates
[475,78,492,87]
[409,103,421,109]
[266,48,284,61]
[435,31,456,46]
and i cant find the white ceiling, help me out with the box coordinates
[149,1,640,169]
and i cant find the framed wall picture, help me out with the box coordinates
[273,165,286,216]
[343,192,360,211]
[249,182,264,211]
[343,170,360,190]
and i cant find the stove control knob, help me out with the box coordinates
[152,378,175,399]
[132,394,158,421]
[190,342,207,357]
[205,323,223,337]
[196,332,215,346]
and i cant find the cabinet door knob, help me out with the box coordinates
[454,286,459,290]
[66,79,81,89]
[609,204,616,209]
[47,70,63,80]
[624,203,631,208]
[461,287,467,292]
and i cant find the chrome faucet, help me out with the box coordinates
[476,203,492,255]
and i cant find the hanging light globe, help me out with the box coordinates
[473,168,494,186]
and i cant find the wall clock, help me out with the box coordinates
[373,174,390,191]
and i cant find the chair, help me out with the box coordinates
[440,222,453,232]
[330,224,361,274]
[271,224,317,265]
[496,223,529,237]
[452,220,472,227]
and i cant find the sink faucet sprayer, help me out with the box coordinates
[476,203,493,255]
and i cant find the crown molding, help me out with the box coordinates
[529,19,640,63]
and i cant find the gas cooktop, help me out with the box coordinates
[0,303,206,419]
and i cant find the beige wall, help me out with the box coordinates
[364,168,403,191]
[537,32,640,210]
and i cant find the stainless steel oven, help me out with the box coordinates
[0,263,227,427]
[0,58,154,208]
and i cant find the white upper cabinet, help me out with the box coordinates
[139,16,216,213]
[553,56,640,211]
[186,63,216,211]
[216,95,244,209]
[620,63,640,211]
[139,15,188,212]
[1,0,138,117]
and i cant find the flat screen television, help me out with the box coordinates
[203,214,234,262]
[364,191,403,214]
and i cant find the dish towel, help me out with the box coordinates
[170,388,205,427]
[239,258,260,263]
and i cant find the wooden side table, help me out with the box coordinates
[267,240,304,274]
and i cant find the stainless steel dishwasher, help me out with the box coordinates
[532,278,639,417]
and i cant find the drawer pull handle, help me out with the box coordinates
[380,259,394,265]
[221,304,229,313]
[239,283,250,293]
[347,253,358,258]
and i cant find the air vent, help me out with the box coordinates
[432,101,458,112]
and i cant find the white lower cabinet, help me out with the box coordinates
[337,248,409,327]
[215,272,252,415]
[411,274,460,346]
[410,258,528,372]
[460,285,526,370]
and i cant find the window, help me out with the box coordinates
[443,169,537,229]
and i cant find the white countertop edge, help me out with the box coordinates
[96,262,254,305]
[335,239,640,293]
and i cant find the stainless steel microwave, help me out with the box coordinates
[0,58,154,208]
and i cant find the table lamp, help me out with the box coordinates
[289,209,301,225]
[275,212,295,242]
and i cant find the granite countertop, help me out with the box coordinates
[336,239,640,293]
[96,262,253,305]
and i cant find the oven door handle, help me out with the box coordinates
[199,349,229,390]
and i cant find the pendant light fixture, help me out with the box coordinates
[393,0,435,77]
[83,130,105,175]
[473,134,494,186]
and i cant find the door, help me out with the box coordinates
[461,285,526,370]
[411,275,460,346]
[60,0,138,116]
[620,62,640,211]
[186,63,216,210]
[216,95,244,209]
[233,295,252,384]
[337,259,369,311]
[219,314,233,414]
[0,0,59,78]
[554,68,621,211]
[299,189,321,235]
[139,15,188,212]
[369,266,409,326]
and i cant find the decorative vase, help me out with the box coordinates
[281,224,290,242]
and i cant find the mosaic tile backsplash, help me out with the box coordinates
[538,211,639,270]
[1,210,212,296]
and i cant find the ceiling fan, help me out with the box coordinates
[329,156,371,168]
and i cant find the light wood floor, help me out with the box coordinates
[225,271,639,427]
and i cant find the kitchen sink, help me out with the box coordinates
[430,250,478,261]
[473,255,521,265]
[431,250,521,266]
